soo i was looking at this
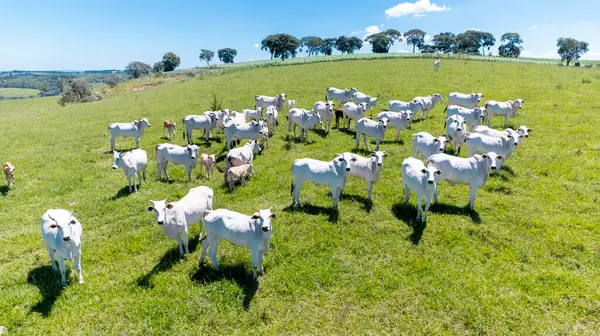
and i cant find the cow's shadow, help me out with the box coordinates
[110,186,135,200]
[430,202,481,224]
[391,203,426,245]
[136,235,201,288]
[191,264,259,310]
[341,193,373,213]
[27,266,68,317]
[283,204,339,223]
[1,185,9,196]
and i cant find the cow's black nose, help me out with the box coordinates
[262,227,269,232]
[377,163,382,167]
[63,237,71,241]
[439,148,444,151]
[157,221,165,225]
[428,180,434,185]
[346,168,351,171]
[491,166,496,169]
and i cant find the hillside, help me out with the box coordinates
[0,58,599,334]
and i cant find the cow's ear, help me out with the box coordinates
[421,169,427,174]
[166,203,174,209]
[528,128,533,132]
[251,214,260,220]
[146,206,154,212]
[482,154,488,158]
[497,155,504,160]
[270,213,277,219]
[371,152,376,156]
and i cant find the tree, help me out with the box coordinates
[299,36,324,56]
[498,33,523,58]
[320,38,337,56]
[404,29,426,53]
[432,32,457,53]
[261,34,277,59]
[335,36,363,54]
[420,44,437,53]
[58,78,94,106]
[477,32,496,56]
[162,52,181,72]
[557,37,589,66]
[365,29,402,53]
[152,61,165,73]
[105,73,119,88]
[218,48,237,64]
[456,30,481,55]
[199,49,214,66]
[264,34,301,61]
[36,82,48,97]
[125,61,151,78]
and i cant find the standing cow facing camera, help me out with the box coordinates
[3,162,15,189]
[41,209,83,286]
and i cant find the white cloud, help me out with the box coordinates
[529,24,538,30]
[351,30,362,35]
[414,13,425,17]
[248,58,254,61]
[424,34,433,42]
[521,51,533,57]
[582,51,600,60]
[385,0,450,18]
[540,50,559,59]
[395,49,410,53]
[253,44,259,48]
[469,28,480,31]
[364,25,382,38]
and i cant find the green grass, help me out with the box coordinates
[0,88,39,98]
[1,58,600,334]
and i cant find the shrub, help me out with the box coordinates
[58,78,94,106]
[105,73,119,88]
[209,92,224,111]
[125,61,151,78]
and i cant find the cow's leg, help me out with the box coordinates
[47,247,56,271]
[163,162,170,180]
[208,238,220,271]
[251,247,260,280]
[56,253,67,286]
[424,198,432,223]
[186,166,192,181]
[396,129,401,142]
[182,230,190,255]
[175,235,184,257]
[110,136,116,152]
[74,247,83,284]
[416,195,423,222]
[355,131,360,149]
[469,184,477,210]
[127,175,132,192]
[293,181,301,207]
[199,237,210,264]
[135,136,140,149]
[367,181,374,200]
[363,135,370,150]
[258,250,265,274]
[375,139,380,151]
[403,184,410,204]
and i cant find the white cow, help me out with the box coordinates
[201,208,276,280]
[41,209,83,286]
[112,149,147,192]
[427,152,501,210]
[243,107,263,121]
[445,115,467,155]
[447,92,484,109]
[223,120,264,150]
[472,125,531,140]
[352,92,378,112]
[212,110,230,136]
[146,186,213,257]
[227,163,254,191]
[413,94,443,120]
[224,141,261,182]
[412,132,449,161]
[343,151,386,200]
[183,113,218,143]
[434,59,441,71]
[484,99,525,127]
[287,100,296,111]
[327,87,357,105]
[376,111,411,141]
[446,105,486,131]
[312,100,335,133]
[223,111,246,125]
[156,143,199,181]
[199,153,216,179]
[465,133,517,174]
[388,100,424,116]
[402,157,442,222]
[256,94,286,111]
[287,108,322,142]
[291,153,352,208]
[108,118,151,151]
[265,106,278,135]
[343,102,368,129]
[355,117,387,151]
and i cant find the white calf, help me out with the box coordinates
[201,208,276,280]
[41,209,83,286]
[412,132,449,161]
[447,92,484,109]
[291,153,351,208]
[243,107,263,121]
[288,108,321,142]
[344,151,386,200]
[427,152,501,210]
[227,163,254,191]
[146,186,213,257]
[445,115,467,155]
[434,59,440,71]
[223,121,263,150]
[484,99,525,127]
[446,105,485,131]
[112,149,147,192]
[156,143,199,181]
[355,118,387,151]
[3,162,15,189]
[224,111,246,126]
[376,111,411,141]
[265,106,278,135]
[402,157,442,222]
[199,153,216,179]
[388,100,424,116]
[256,94,286,111]
[224,141,261,182]
[343,102,368,129]
[413,94,443,120]
[352,92,378,111]
[313,100,335,133]
[183,113,218,143]
[327,87,357,104]
[108,118,151,151]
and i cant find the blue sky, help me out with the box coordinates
[1,0,598,70]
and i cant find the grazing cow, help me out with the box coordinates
[472,125,532,141]
[265,106,278,135]
[201,208,276,280]
[287,108,321,142]
[108,118,151,151]
[183,113,218,143]
[434,59,441,71]
[313,100,335,133]
[465,133,516,174]
[243,107,263,121]
[287,100,296,111]
[388,100,424,116]
[413,94,443,120]
[412,132,450,161]
[199,153,216,179]
[327,87,357,105]
[447,92,484,109]
[343,151,386,200]
[3,162,15,189]
[112,149,148,192]
[343,102,368,129]
[355,117,387,151]
[223,120,264,150]
[224,141,261,182]
[427,152,501,210]
[156,143,199,181]
[227,163,254,191]
[223,111,246,126]
[352,92,378,112]
[41,209,83,286]
[291,153,352,208]
[445,115,467,155]
[256,94,286,111]
[376,111,411,141]
[402,157,442,222]
[146,186,213,257]
[163,120,176,140]
[445,105,486,131]
[484,99,525,127]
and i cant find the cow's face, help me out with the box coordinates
[371,151,386,167]
[421,166,442,185]
[146,199,171,225]
[3,163,15,175]
[186,145,199,159]
[140,118,151,127]
[112,151,122,170]
[482,152,504,171]
[379,118,388,130]
[249,140,262,153]
[359,103,368,112]
[279,93,286,102]
[517,126,531,138]
[403,111,413,122]
[334,153,350,172]
[435,136,449,152]
[350,88,358,94]
[471,93,480,102]
[251,208,276,233]
[47,210,76,242]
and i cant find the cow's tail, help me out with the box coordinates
[290,182,294,196]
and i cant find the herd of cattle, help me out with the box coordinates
[4,81,532,286]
